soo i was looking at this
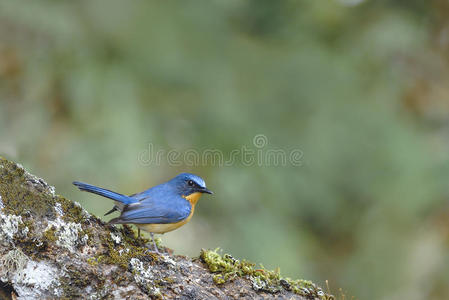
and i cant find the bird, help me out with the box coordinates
[73,173,213,252]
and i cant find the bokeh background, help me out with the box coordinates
[2,1,449,299]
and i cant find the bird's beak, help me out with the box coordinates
[200,187,213,195]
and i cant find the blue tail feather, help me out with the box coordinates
[73,181,135,205]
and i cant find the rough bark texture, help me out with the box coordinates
[0,157,333,300]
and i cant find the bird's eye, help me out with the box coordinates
[187,180,194,186]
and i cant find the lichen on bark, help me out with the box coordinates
[0,156,334,299]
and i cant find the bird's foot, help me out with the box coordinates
[144,248,159,255]
[144,233,163,254]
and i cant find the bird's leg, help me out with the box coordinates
[138,228,141,238]
[150,232,159,254]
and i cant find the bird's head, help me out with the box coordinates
[170,173,213,204]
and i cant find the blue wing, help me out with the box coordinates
[129,190,153,202]
[110,193,191,224]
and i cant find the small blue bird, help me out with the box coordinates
[73,173,212,252]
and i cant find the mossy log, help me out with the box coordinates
[0,157,333,299]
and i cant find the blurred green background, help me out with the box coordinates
[2,1,449,299]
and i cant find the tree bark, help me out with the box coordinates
[0,157,333,300]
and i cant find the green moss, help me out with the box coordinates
[0,157,94,254]
[19,218,34,233]
[43,226,58,242]
[0,157,87,225]
[12,223,48,259]
[200,249,334,299]
[57,195,86,224]
[120,224,156,246]
[87,257,99,266]
[107,245,150,269]
[0,157,57,218]
[159,277,175,285]
[59,267,105,299]
[94,226,158,270]
[79,228,94,246]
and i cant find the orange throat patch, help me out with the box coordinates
[183,192,202,206]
